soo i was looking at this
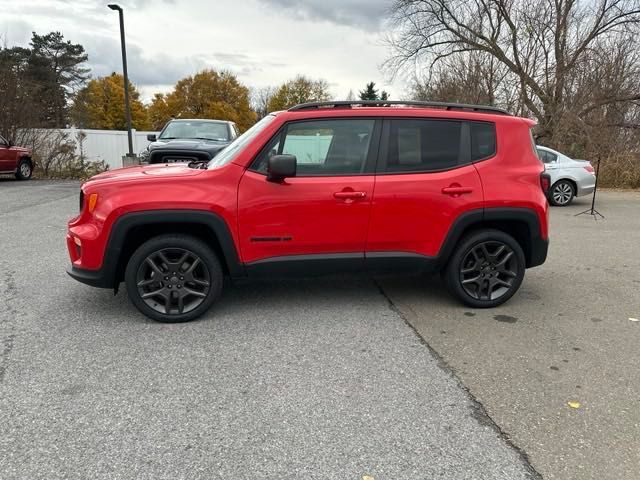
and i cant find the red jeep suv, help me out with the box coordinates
[66,101,549,322]
[0,134,34,180]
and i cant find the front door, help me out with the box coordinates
[238,118,380,272]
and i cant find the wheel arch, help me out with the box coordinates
[552,177,577,192]
[439,208,547,269]
[105,210,244,287]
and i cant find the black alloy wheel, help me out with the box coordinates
[444,229,525,308]
[459,241,517,301]
[125,235,223,322]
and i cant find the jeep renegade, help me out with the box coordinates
[67,101,549,322]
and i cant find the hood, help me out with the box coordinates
[12,146,31,154]
[148,138,229,153]
[85,162,204,187]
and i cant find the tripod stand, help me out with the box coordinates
[575,157,604,220]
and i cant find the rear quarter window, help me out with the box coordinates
[470,122,496,161]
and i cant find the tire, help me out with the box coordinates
[443,229,526,308]
[15,159,33,180]
[124,234,223,322]
[548,180,574,206]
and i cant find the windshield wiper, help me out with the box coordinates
[188,137,228,142]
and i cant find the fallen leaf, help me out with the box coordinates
[567,401,581,409]
[362,476,375,480]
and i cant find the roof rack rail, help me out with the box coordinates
[288,100,511,116]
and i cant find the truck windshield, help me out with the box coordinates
[159,121,230,142]
[208,115,275,169]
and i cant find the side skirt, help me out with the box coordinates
[244,252,438,278]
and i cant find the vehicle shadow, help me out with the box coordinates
[81,273,459,326]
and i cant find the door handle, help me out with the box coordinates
[333,191,367,200]
[441,186,473,195]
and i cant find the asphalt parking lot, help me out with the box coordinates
[1,179,638,479]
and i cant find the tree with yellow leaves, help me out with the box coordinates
[148,69,256,132]
[71,73,150,130]
[267,75,331,112]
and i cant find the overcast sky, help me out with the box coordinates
[0,0,403,102]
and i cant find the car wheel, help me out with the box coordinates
[443,229,525,308]
[15,159,33,180]
[549,180,574,206]
[124,234,223,322]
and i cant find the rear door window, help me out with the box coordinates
[537,149,557,164]
[383,119,463,173]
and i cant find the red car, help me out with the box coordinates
[67,101,550,322]
[0,134,34,180]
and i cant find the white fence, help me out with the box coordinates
[20,128,159,170]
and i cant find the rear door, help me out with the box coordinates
[237,118,380,269]
[366,118,491,265]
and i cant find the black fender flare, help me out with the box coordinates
[438,207,548,268]
[69,210,244,289]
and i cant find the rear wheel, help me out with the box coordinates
[124,234,223,322]
[443,229,525,308]
[15,159,32,180]
[549,180,574,206]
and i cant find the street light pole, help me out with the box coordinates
[108,4,134,156]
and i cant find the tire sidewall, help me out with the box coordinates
[444,229,526,308]
[549,180,574,206]
[125,234,223,322]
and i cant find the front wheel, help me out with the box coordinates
[15,159,33,180]
[443,229,525,308]
[124,234,223,322]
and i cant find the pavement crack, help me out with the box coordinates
[372,278,542,480]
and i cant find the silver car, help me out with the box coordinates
[536,146,596,206]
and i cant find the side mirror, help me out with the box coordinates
[267,154,296,182]
[147,134,157,142]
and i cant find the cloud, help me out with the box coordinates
[80,34,288,90]
[2,0,397,102]
[255,0,391,29]
[0,18,32,46]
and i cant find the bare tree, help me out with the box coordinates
[409,51,521,109]
[251,86,277,119]
[387,0,640,144]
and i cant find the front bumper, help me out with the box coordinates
[66,265,113,288]
[66,230,119,289]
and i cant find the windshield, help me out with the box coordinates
[159,121,230,141]
[208,115,276,169]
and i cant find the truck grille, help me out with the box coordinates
[149,151,210,164]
